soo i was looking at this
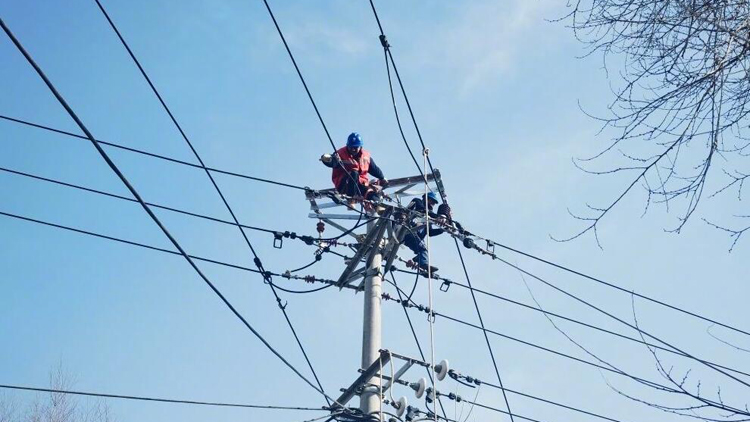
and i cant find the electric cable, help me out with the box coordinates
[0,209,349,292]
[486,254,750,389]
[488,240,750,338]
[367,0,443,202]
[452,239,516,422]
[0,114,307,191]
[7,111,745,343]
[382,281,638,422]
[93,1,332,405]
[381,44,422,177]
[0,17,336,404]
[389,271,450,421]
[379,290,679,393]
[434,391,545,422]
[441,274,750,379]
[0,384,326,411]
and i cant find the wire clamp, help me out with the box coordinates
[273,232,284,249]
[379,34,390,48]
[439,279,452,292]
[276,297,287,310]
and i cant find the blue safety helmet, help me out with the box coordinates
[347,132,363,148]
[426,192,439,203]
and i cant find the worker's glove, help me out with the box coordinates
[378,178,389,187]
[320,153,333,164]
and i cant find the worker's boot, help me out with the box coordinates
[416,260,439,276]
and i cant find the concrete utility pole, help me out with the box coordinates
[360,221,383,417]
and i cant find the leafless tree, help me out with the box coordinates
[0,366,113,422]
[560,0,750,250]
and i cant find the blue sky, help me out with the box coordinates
[1,1,747,422]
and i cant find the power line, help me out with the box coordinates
[383,281,632,422]
[0,209,344,290]
[92,1,330,404]
[486,253,750,389]
[6,115,743,345]
[0,384,326,411]
[0,114,307,191]
[367,0,443,203]
[434,391,545,422]
[451,240,516,422]
[380,291,675,392]
[259,0,336,152]
[406,269,750,379]
[389,271,449,421]
[488,240,750,338]
[0,17,334,404]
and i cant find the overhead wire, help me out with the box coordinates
[488,240,750,338]
[451,239,516,422]
[0,209,350,294]
[439,274,750,378]
[0,17,336,404]
[366,3,517,419]
[0,114,307,191]
[6,113,746,344]
[367,0,441,201]
[382,281,638,422]
[0,384,326,412]
[485,253,750,389]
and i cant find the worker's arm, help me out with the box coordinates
[368,158,385,180]
[320,153,341,168]
[428,226,445,237]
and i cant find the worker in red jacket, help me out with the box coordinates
[321,132,387,200]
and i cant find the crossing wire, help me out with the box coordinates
[0,384,326,411]
[485,252,750,390]
[383,280,635,422]
[0,114,307,191]
[92,1,331,404]
[433,271,750,378]
[388,272,450,421]
[6,110,747,340]
[0,17,336,404]
[383,293,750,416]
[366,3,516,419]
[0,210,344,293]
[368,0,442,202]
[488,240,750,338]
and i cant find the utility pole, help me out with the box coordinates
[360,221,383,417]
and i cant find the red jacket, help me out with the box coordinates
[332,146,371,188]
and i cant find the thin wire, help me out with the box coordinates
[489,254,750,389]
[0,210,346,292]
[443,276,750,378]
[0,115,307,191]
[367,0,443,203]
[0,165,277,234]
[489,240,750,338]
[0,384,325,411]
[93,2,332,404]
[0,17,334,403]
[382,46,423,176]
[383,280,637,422]
[9,114,745,342]
[452,240,516,422]
[389,271,450,420]
[423,151,438,422]
[379,291,678,393]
